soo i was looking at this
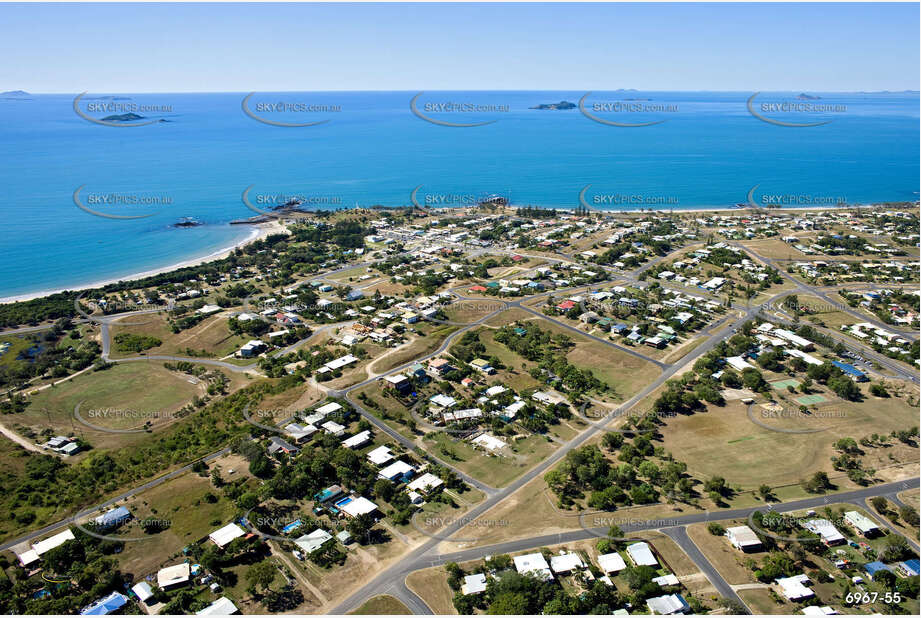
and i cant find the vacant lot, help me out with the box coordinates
[405,567,457,615]
[108,312,249,359]
[425,430,557,488]
[657,381,919,492]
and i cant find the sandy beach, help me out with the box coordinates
[0,220,288,304]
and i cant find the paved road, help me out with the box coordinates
[0,447,231,552]
[661,526,749,612]
[334,477,919,614]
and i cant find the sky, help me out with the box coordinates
[1,2,918,93]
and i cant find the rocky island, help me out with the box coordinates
[530,100,576,110]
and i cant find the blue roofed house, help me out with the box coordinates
[81,591,129,615]
[897,559,920,577]
[94,506,131,530]
[863,561,893,580]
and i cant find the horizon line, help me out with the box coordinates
[6,88,921,95]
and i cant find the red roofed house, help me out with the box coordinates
[469,285,487,292]
[557,300,576,312]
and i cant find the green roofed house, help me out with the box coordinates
[486,282,500,288]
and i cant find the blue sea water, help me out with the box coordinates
[0,90,917,300]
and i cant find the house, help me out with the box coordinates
[896,559,920,577]
[32,529,76,556]
[472,433,507,452]
[726,355,755,371]
[339,496,379,518]
[725,525,763,552]
[378,460,415,481]
[653,574,680,587]
[157,563,191,589]
[295,529,333,554]
[461,573,488,595]
[209,522,246,548]
[383,373,412,393]
[843,511,880,537]
[195,597,240,615]
[267,436,300,457]
[863,561,893,580]
[406,473,444,495]
[94,506,131,530]
[409,363,428,380]
[428,358,452,374]
[341,430,371,449]
[646,593,691,615]
[801,607,838,616]
[626,542,658,567]
[550,552,585,574]
[469,358,495,374]
[803,519,845,546]
[597,552,627,573]
[131,581,154,604]
[513,552,553,580]
[238,339,267,358]
[285,423,318,443]
[314,485,345,505]
[80,591,129,616]
[315,401,343,416]
[367,445,395,466]
[775,574,814,600]
[429,393,457,409]
[322,420,346,436]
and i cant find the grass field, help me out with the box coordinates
[19,362,203,450]
[94,461,244,579]
[108,313,249,359]
[656,380,919,491]
[348,595,412,615]
[405,567,457,615]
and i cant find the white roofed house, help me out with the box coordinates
[626,541,658,567]
[647,593,691,615]
[843,511,881,537]
[725,525,763,552]
[378,460,415,481]
[549,552,585,574]
[513,552,553,580]
[775,574,814,601]
[803,519,846,546]
[341,430,372,449]
[31,529,76,557]
[597,552,627,573]
[461,573,488,595]
[339,496,379,519]
[294,529,333,554]
[406,472,444,495]
[157,562,191,589]
[366,444,394,466]
[209,522,246,549]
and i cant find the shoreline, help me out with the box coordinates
[0,221,287,305]
[1,201,916,305]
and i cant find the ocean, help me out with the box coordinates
[0,90,917,300]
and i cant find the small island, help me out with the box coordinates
[530,100,576,110]
[797,93,821,100]
[172,217,203,228]
[0,90,29,96]
[101,112,147,122]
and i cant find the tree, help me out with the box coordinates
[246,561,276,595]
[347,513,375,544]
